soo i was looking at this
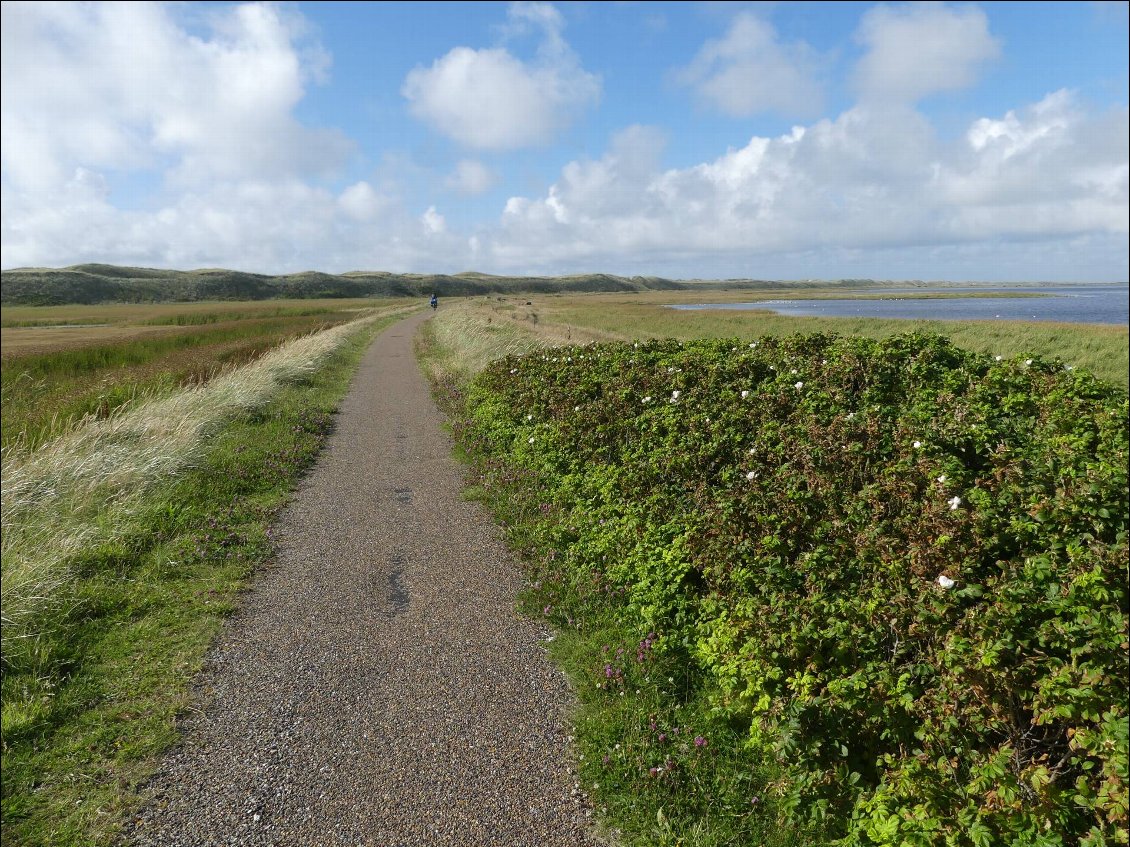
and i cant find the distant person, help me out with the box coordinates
[429,293,438,311]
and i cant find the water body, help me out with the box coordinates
[669,285,1129,326]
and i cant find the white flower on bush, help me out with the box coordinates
[791,368,798,375]
[936,474,947,484]
[846,412,855,421]
[794,381,804,390]
[995,355,1002,361]
[526,414,534,421]
[913,440,922,449]
[670,390,681,403]
[746,471,757,481]
[528,436,535,444]
[741,390,750,399]
[749,342,757,349]
[574,405,581,412]
[1025,359,1033,365]
[510,368,518,374]
[948,496,962,510]
[937,574,955,589]
[642,396,652,404]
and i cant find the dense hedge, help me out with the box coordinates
[456,333,1128,845]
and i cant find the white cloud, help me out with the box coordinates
[338,181,388,221]
[676,12,824,119]
[446,160,497,195]
[489,91,1127,275]
[501,1,567,51]
[401,2,600,150]
[0,175,472,274]
[0,1,372,272]
[1,3,1124,283]
[0,2,352,191]
[421,206,446,235]
[853,4,1000,104]
[935,91,1129,236]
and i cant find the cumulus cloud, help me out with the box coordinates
[853,4,1000,104]
[421,205,446,235]
[446,160,497,195]
[0,2,352,191]
[935,91,1129,236]
[401,2,600,150]
[0,174,472,274]
[490,91,1127,274]
[1,2,1124,282]
[0,2,461,273]
[338,181,389,221]
[676,12,824,119]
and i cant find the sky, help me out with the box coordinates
[1,1,1127,282]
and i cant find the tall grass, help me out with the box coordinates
[0,315,382,665]
[534,294,1130,387]
[1,306,414,451]
[0,297,392,328]
[417,301,550,383]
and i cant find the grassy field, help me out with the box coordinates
[453,291,1129,388]
[0,299,382,330]
[0,308,408,846]
[2,288,1125,846]
[1,299,410,450]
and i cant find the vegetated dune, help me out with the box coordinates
[0,263,884,306]
[455,332,1128,844]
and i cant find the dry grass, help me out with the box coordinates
[0,314,385,651]
[1,297,392,325]
[1,299,398,358]
[418,298,578,383]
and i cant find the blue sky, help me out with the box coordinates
[1,1,1127,281]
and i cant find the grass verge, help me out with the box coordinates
[0,310,406,847]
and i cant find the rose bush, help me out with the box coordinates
[454,333,1128,845]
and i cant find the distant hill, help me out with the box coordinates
[0,264,884,306]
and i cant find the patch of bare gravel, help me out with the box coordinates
[124,312,602,847]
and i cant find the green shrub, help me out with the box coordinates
[454,333,1129,845]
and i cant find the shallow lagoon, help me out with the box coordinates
[669,284,1129,325]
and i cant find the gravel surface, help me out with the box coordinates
[124,313,603,846]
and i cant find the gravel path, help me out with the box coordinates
[125,313,602,847]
